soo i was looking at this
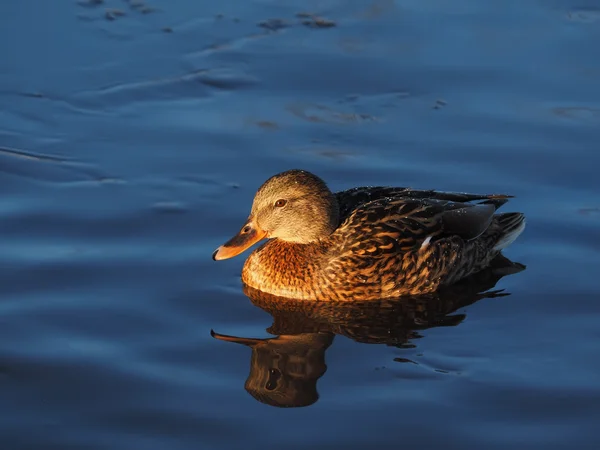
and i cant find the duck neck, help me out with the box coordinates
[242,240,325,298]
[296,192,340,243]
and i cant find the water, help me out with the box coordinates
[1,0,599,448]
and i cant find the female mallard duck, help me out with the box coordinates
[212,170,525,301]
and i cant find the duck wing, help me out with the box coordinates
[335,186,511,222]
[335,196,504,256]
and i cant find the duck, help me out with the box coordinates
[212,170,525,301]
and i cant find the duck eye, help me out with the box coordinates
[265,368,281,391]
[242,225,251,234]
[274,199,287,208]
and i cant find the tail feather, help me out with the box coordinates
[480,196,511,210]
[493,212,526,251]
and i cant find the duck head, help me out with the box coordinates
[212,170,340,260]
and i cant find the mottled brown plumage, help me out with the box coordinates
[213,170,526,301]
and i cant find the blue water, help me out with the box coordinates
[1,1,600,448]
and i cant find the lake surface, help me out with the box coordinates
[2,0,600,448]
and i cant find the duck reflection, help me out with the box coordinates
[211,255,524,408]
[210,331,333,408]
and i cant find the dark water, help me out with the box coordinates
[2,0,600,448]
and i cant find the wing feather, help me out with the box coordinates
[335,186,511,221]
[334,196,498,257]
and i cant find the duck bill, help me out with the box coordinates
[212,220,267,261]
[210,329,265,347]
